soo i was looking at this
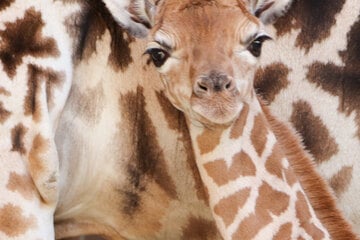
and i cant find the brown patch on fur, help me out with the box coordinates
[232,182,290,240]
[0,87,11,96]
[251,114,269,156]
[295,192,325,239]
[274,0,346,52]
[214,188,251,227]
[328,166,353,198]
[230,103,249,139]
[0,204,37,237]
[156,91,208,201]
[262,101,358,239]
[306,19,360,139]
[339,18,360,75]
[119,87,177,216]
[28,134,49,181]
[284,166,298,187]
[290,100,339,163]
[274,223,292,240]
[265,143,284,179]
[254,63,290,103]
[0,102,11,123]
[204,151,256,186]
[6,172,37,200]
[256,182,290,216]
[11,123,28,155]
[196,128,224,155]
[25,64,64,121]
[0,8,59,78]
[182,216,218,239]
[0,0,14,11]
[156,91,184,130]
[71,0,133,70]
[124,182,172,237]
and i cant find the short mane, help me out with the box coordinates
[261,101,357,240]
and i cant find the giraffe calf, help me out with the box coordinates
[106,0,358,239]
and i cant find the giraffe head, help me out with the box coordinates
[104,0,292,125]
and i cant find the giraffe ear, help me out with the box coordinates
[103,0,156,38]
[245,0,293,24]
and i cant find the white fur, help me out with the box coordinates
[103,0,154,38]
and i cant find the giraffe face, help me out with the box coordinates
[145,1,270,125]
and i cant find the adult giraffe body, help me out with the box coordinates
[257,0,360,233]
[0,0,359,239]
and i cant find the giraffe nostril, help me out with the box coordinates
[225,81,232,90]
[197,82,208,92]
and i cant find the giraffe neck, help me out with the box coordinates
[187,96,330,240]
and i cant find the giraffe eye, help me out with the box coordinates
[145,48,170,67]
[247,35,272,57]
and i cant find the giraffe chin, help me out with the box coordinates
[189,91,243,126]
[190,101,242,126]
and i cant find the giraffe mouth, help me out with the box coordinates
[190,92,242,125]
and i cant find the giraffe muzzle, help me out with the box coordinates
[194,71,236,97]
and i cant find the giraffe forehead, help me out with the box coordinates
[152,2,261,49]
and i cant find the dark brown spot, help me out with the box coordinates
[11,123,27,155]
[122,191,141,216]
[306,18,360,139]
[214,188,251,227]
[6,172,37,200]
[0,204,37,237]
[119,86,177,215]
[0,8,59,78]
[0,102,11,123]
[290,100,339,163]
[274,0,346,52]
[232,182,290,239]
[254,63,290,103]
[339,18,360,72]
[71,0,133,70]
[328,165,353,198]
[274,223,293,240]
[182,216,219,239]
[204,150,256,186]
[0,0,14,11]
[25,64,64,121]
[251,114,269,157]
[295,191,325,239]
[230,103,249,139]
[156,91,208,201]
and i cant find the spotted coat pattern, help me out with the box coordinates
[256,0,360,233]
[0,1,80,239]
[0,0,359,239]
